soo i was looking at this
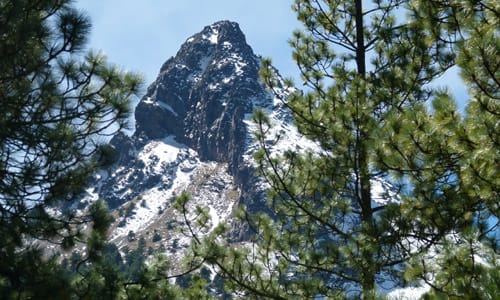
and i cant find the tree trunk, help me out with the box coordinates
[355,1,375,298]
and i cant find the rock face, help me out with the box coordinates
[86,20,308,245]
[135,21,267,174]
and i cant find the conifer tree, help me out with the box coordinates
[0,0,142,297]
[179,1,498,299]
[397,1,500,298]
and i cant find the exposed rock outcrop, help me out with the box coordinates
[88,21,305,242]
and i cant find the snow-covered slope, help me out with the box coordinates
[75,21,316,263]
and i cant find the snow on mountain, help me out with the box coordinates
[75,20,470,297]
[387,285,431,300]
[73,21,308,263]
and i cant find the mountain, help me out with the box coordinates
[74,21,459,299]
[79,20,314,258]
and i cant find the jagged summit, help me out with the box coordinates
[83,21,309,247]
[197,20,246,45]
[91,20,283,212]
[134,20,270,168]
[157,21,255,75]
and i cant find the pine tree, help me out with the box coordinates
[399,1,499,298]
[0,0,142,297]
[178,0,498,299]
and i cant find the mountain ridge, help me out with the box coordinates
[79,20,308,251]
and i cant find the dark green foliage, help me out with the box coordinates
[125,203,137,218]
[152,229,162,242]
[138,236,147,252]
[104,243,124,266]
[0,248,73,299]
[97,144,119,167]
[0,0,142,297]
[128,230,136,242]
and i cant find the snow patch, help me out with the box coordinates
[202,26,219,44]
[106,135,238,261]
[198,55,211,72]
[386,285,431,300]
[242,90,320,164]
[137,137,181,173]
[208,83,219,90]
[158,101,178,116]
[371,176,400,206]
[109,138,200,240]
[143,97,178,116]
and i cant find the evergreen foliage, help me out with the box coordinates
[0,0,142,297]
[178,1,499,299]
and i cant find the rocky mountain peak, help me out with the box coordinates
[86,20,305,245]
[134,20,271,171]
[201,20,246,45]
[95,21,276,211]
[156,21,253,74]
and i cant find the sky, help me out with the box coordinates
[78,0,301,87]
[79,0,468,110]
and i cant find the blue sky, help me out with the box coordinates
[78,0,301,86]
[79,1,468,110]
